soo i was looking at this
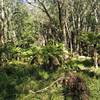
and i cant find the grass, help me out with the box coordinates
[0,59,100,100]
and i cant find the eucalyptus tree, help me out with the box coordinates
[26,0,67,46]
[26,0,100,65]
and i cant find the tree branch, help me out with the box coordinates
[37,0,52,21]
[29,76,64,94]
[26,0,52,21]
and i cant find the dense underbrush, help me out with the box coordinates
[0,43,100,100]
[0,59,100,100]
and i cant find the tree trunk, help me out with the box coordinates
[0,0,4,66]
[94,44,98,68]
[57,0,67,48]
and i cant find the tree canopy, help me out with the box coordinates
[0,0,100,100]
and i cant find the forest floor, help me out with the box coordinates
[0,56,100,100]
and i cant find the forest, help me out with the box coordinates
[0,0,100,100]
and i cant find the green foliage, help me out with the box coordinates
[77,72,100,100]
[79,32,100,45]
[41,42,64,64]
[0,0,100,100]
[66,56,93,70]
[38,70,49,80]
[0,61,100,100]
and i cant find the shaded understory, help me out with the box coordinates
[0,59,100,100]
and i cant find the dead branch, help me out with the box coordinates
[29,76,64,94]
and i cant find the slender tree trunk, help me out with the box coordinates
[63,25,67,48]
[94,44,98,68]
[57,0,67,48]
[0,0,4,66]
[92,0,99,68]
[65,22,73,54]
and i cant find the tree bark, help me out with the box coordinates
[94,44,98,68]
[57,0,67,48]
